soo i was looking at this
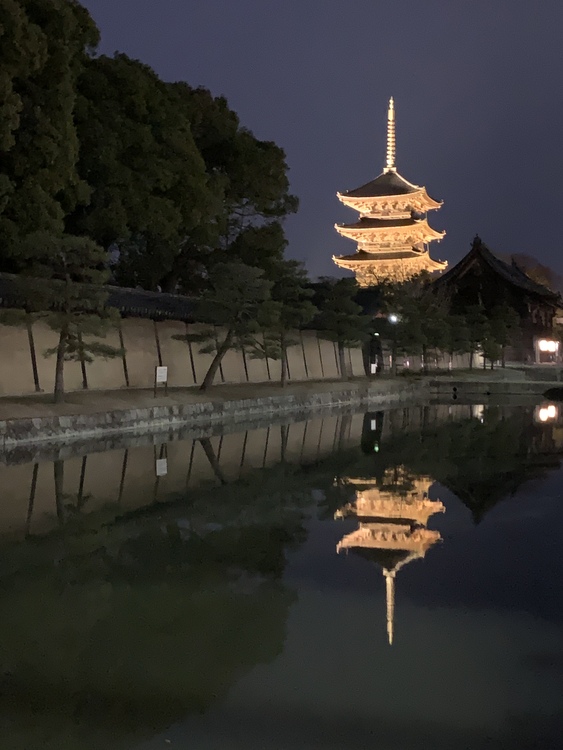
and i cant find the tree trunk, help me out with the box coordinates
[501,346,506,368]
[337,414,351,451]
[200,328,234,391]
[159,269,180,294]
[54,327,68,404]
[280,332,287,387]
[280,424,288,462]
[469,350,474,369]
[391,342,397,376]
[53,459,65,525]
[422,345,428,375]
[199,438,227,484]
[338,343,348,379]
[483,356,487,370]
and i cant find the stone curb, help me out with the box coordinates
[0,380,430,451]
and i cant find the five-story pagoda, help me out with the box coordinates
[333,98,447,286]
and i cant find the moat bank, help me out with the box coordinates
[0,379,428,451]
[0,368,560,451]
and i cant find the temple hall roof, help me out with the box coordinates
[434,236,561,303]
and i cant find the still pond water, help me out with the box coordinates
[0,401,562,749]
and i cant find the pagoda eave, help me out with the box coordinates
[337,190,442,215]
[335,226,446,245]
[337,526,441,553]
[334,254,447,269]
[333,254,448,286]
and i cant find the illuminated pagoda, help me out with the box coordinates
[335,468,444,645]
[333,98,447,286]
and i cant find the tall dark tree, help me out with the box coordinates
[162,84,298,291]
[0,0,99,258]
[67,53,219,291]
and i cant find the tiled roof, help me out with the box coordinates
[0,274,196,322]
[338,217,419,230]
[342,170,421,197]
[434,236,560,302]
[335,249,428,262]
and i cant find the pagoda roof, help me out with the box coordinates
[434,236,561,303]
[338,217,417,230]
[335,249,431,262]
[347,547,413,570]
[342,170,423,198]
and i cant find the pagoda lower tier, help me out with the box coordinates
[334,248,447,286]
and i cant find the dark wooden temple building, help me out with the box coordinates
[433,236,562,362]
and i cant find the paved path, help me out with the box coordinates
[0,378,377,421]
[0,364,555,422]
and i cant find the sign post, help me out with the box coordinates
[154,365,169,397]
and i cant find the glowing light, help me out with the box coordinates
[389,314,399,324]
[538,339,559,353]
[471,404,485,421]
[537,404,558,422]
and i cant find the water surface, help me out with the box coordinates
[0,402,562,749]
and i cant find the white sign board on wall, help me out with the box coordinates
[156,366,168,383]
[156,458,168,477]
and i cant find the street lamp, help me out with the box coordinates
[388,313,399,374]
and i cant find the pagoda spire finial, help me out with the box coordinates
[384,97,396,173]
[384,570,395,646]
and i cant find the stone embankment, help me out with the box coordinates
[0,378,429,450]
[0,366,561,452]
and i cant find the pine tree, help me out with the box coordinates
[464,304,489,369]
[489,303,521,367]
[314,278,371,378]
[178,262,274,391]
[248,260,316,386]
[2,232,121,403]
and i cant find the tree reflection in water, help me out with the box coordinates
[0,467,312,750]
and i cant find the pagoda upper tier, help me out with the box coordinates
[333,97,447,286]
[337,170,442,216]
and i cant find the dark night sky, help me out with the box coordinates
[80,0,563,279]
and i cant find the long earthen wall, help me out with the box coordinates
[0,318,475,398]
[0,319,367,397]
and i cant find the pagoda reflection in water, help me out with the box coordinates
[335,467,444,645]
